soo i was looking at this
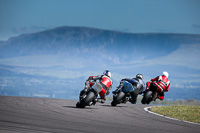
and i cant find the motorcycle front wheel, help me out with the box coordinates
[76,101,85,108]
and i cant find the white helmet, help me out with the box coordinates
[163,71,169,78]
[103,70,111,78]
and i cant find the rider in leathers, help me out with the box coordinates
[145,71,170,100]
[80,70,112,103]
[112,74,145,104]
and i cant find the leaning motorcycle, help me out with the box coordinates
[141,82,160,104]
[111,81,141,106]
[76,81,103,108]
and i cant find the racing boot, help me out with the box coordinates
[129,92,137,104]
[97,98,105,104]
[112,84,123,94]
[129,98,136,104]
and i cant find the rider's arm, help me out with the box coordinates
[126,78,139,86]
[87,75,102,81]
[106,84,112,95]
[165,82,170,92]
[142,81,146,93]
[118,78,129,87]
[151,76,159,82]
[121,78,131,83]
[87,76,95,81]
[92,75,102,81]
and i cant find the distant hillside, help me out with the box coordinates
[0,26,200,60]
[0,26,200,101]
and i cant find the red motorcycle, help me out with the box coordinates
[141,82,161,104]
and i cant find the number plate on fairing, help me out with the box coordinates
[92,83,102,93]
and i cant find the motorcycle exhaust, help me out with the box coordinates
[126,97,129,101]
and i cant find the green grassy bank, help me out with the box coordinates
[150,105,200,124]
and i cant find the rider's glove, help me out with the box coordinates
[106,90,110,95]
[112,91,117,94]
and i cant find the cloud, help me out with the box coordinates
[192,24,200,28]
[157,29,176,33]
[138,44,200,69]
[172,83,200,89]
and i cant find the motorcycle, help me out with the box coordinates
[111,81,141,106]
[141,82,160,104]
[76,81,104,108]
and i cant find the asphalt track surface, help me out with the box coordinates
[0,96,199,133]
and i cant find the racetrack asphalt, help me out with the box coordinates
[0,96,199,133]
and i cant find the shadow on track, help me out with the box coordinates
[63,106,99,109]
[99,104,129,108]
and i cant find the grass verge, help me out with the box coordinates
[150,105,200,124]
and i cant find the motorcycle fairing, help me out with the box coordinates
[122,81,134,93]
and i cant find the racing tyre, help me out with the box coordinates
[141,97,146,104]
[83,91,95,106]
[144,90,153,104]
[111,101,117,106]
[76,101,85,108]
[111,91,125,106]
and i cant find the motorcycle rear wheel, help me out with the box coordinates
[111,91,125,106]
[83,91,95,106]
[143,90,153,104]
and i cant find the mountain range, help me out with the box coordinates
[0,26,200,101]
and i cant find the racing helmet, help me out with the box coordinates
[136,74,143,80]
[103,70,111,78]
[163,71,169,78]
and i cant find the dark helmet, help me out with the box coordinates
[103,70,111,78]
[136,74,143,80]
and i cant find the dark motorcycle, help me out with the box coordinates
[141,82,160,104]
[76,82,103,108]
[111,81,141,106]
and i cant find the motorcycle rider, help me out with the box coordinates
[80,70,113,103]
[145,71,170,100]
[112,74,145,104]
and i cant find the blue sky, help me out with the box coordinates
[0,0,200,40]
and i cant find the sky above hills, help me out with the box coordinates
[0,0,200,40]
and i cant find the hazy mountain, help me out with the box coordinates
[1,26,199,59]
[0,26,200,101]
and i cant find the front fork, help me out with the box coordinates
[152,93,158,101]
[79,89,98,105]
[79,92,87,101]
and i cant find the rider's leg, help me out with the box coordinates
[158,91,165,100]
[98,88,107,103]
[146,81,151,90]
[113,81,123,94]
[80,81,91,96]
